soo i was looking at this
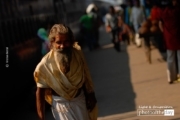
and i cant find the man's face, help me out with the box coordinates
[53,33,72,73]
[53,34,72,53]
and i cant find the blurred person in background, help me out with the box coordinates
[105,5,121,52]
[79,11,96,51]
[155,0,180,84]
[149,0,166,61]
[87,4,103,49]
[124,0,135,44]
[37,21,54,56]
[34,24,98,120]
[118,16,132,45]
[138,18,153,64]
[124,0,133,27]
[138,0,164,64]
[130,0,146,47]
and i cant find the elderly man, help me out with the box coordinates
[34,24,98,120]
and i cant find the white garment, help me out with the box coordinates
[105,13,118,30]
[51,91,89,120]
[130,6,145,47]
[135,33,142,47]
[130,6,145,33]
[166,50,180,82]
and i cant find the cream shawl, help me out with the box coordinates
[34,43,94,104]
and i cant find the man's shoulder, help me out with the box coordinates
[34,51,54,74]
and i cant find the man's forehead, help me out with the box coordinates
[55,34,68,40]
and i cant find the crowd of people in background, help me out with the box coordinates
[125,0,180,84]
[79,0,180,84]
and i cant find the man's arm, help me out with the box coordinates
[36,87,46,120]
[82,83,97,112]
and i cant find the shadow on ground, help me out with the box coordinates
[83,38,137,117]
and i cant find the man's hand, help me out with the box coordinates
[36,88,46,120]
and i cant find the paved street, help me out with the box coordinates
[84,26,180,120]
[10,26,180,120]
